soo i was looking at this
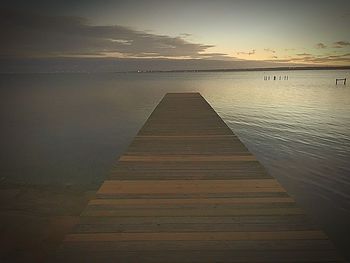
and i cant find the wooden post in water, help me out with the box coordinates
[336,78,346,85]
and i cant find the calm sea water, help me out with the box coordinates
[1,70,350,258]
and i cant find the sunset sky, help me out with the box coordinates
[1,0,350,72]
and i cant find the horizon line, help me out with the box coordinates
[1,65,349,74]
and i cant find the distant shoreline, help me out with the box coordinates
[127,66,350,73]
[1,65,349,74]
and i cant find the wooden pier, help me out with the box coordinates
[55,93,343,262]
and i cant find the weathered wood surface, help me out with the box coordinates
[54,93,344,262]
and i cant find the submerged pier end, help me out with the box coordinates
[55,93,343,262]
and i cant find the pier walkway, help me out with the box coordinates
[55,93,343,262]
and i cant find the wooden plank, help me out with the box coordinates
[64,231,328,242]
[72,223,317,233]
[82,208,304,217]
[119,155,256,161]
[75,215,315,225]
[88,197,295,206]
[55,93,344,262]
[95,192,292,199]
[61,240,336,251]
[97,179,284,195]
[72,214,319,233]
[135,135,237,138]
[54,250,344,263]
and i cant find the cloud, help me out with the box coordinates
[180,33,192,37]
[197,53,234,60]
[296,53,312,56]
[315,43,327,49]
[264,48,276,53]
[333,41,350,48]
[0,9,224,59]
[237,49,256,56]
[265,52,350,65]
[341,12,350,18]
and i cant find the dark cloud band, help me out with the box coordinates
[0,9,224,59]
